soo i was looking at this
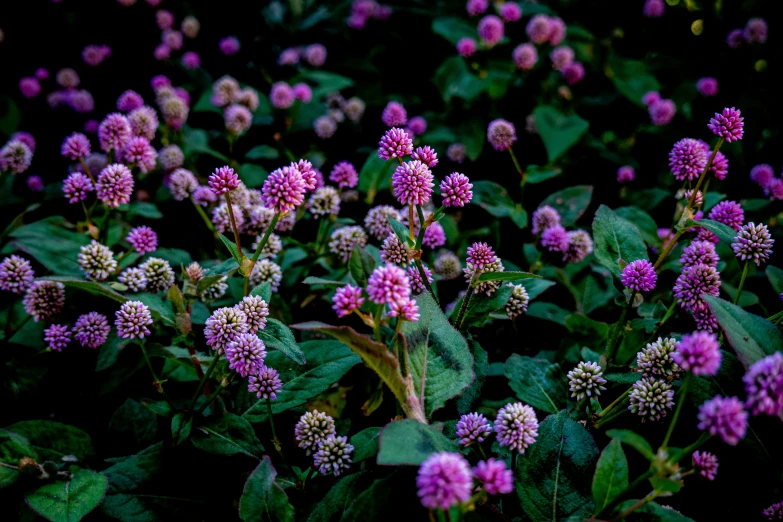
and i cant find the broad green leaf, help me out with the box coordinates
[40,276,126,303]
[433,57,485,102]
[239,457,294,522]
[349,247,375,288]
[302,277,347,288]
[376,419,458,466]
[191,413,264,459]
[250,282,272,303]
[455,284,514,327]
[108,399,159,449]
[456,340,489,414]
[127,202,162,220]
[219,233,243,265]
[649,477,683,493]
[171,413,192,445]
[432,17,476,45]
[308,472,372,522]
[6,421,94,462]
[615,500,695,521]
[245,145,279,160]
[350,428,381,463]
[686,218,735,245]
[471,180,518,218]
[101,443,165,520]
[25,468,108,522]
[505,355,568,414]
[592,439,629,514]
[526,301,571,325]
[705,295,783,368]
[516,411,599,521]
[606,429,654,461]
[592,205,648,279]
[522,278,556,299]
[182,127,229,162]
[526,165,562,184]
[616,207,659,246]
[476,271,540,283]
[403,293,474,416]
[9,217,90,276]
[298,70,354,100]
[766,265,783,295]
[259,318,306,365]
[460,119,486,161]
[533,106,590,163]
[1,429,37,488]
[607,55,661,107]
[0,96,22,135]
[239,163,268,188]
[541,185,593,227]
[357,152,396,203]
[133,292,176,327]
[341,472,421,522]
[387,217,413,247]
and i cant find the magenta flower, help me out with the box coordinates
[115,301,153,339]
[332,285,365,318]
[708,107,744,142]
[73,312,110,349]
[495,402,538,452]
[643,0,664,17]
[0,255,35,294]
[382,101,407,127]
[98,113,132,152]
[513,43,538,71]
[19,77,41,98]
[44,324,71,352]
[126,226,158,255]
[219,36,241,55]
[467,242,497,269]
[563,62,585,85]
[0,140,32,174]
[531,205,560,234]
[27,175,42,192]
[12,132,35,154]
[617,165,635,183]
[673,331,721,376]
[697,395,748,445]
[649,99,676,126]
[411,145,438,168]
[224,104,252,135]
[731,222,774,266]
[726,29,744,48]
[642,91,661,106]
[225,332,266,378]
[56,68,80,89]
[541,225,570,253]
[673,264,721,313]
[487,119,517,151]
[696,77,718,97]
[750,164,775,188]
[763,502,783,520]
[474,459,513,495]
[708,200,744,232]
[744,18,768,44]
[314,116,337,139]
[270,82,294,109]
[466,0,488,16]
[366,264,410,304]
[416,452,473,510]
[117,90,144,112]
[478,15,504,46]
[692,451,718,480]
[304,44,327,67]
[262,165,307,213]
[235,295,269,334]
[278,48,300,65]
[204,307,248,353]
[680,240,719,268]
[378,128,413,160]
[248,365,283,400]
[548,17,566,45]
[407,264,433,294]
[447,143,467,163]
[292,83,312,103]
[457,37,477,57]
[96,164,134,207]
[392,160,434,205]
[329,161,358,188]
[669,138,707,181]
[388,296,420,322]
[423,222,446,248]
[63,172,94,204]
[23,281,65,322]
[208,166,240,195]
[744,352,783,417]
[550,46,575,72]
[621,259,657,292]
[123,137,157,173]
[129,106,159,141]
[526,14,551,44]
[500,2,522,22]
[60,133,91,161]
[440,172,473,207]
[456,412,491,447]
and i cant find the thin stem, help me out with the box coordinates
[196,375,234,415]
[596,469,655,518]
[267,399,281,451]
[100,206,112,243]
[508,147,525,180]
[596,387,632,419]
[224,192,242,256]
[476,443,488,460]
[602,295,634,365]
[686,138,723,210]
[78,158,95,183]
[394,318,405,376]
[414,258,439,305]
[653,229,685,271]
[192,199,217,234]
[190,352,220,410]
[408,204,415,242]
[662,372,692,448]
[645,300,678,343]
[245,212,281,295]
[610,491,658,522]
[454,285,476,331]
[671,432,711,461]
[140,341,165,396]
[81,202,94,227]
[776,313,783,326]
[594,407,628,429]
[733,261,749,305]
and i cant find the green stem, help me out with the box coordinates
[594,406,628,429]
[662,372,692,448]
[611,490,659,522]
[314,217,330,253]
[596,469,655,518]
[100,206,112,243]
[408,204,415,242]
[78,158,95,183]
[196,376,233,415]
[596,387,632,419]
[414,258,438,305]
[393,318,405,376]
[373,306,383,342]
[645,300,678,344]
[671,432,711,461]
[454,285,476,331]
[733,261,749,305]
[190,352,220,411]
[267,399,281,451]
[224,192,242,256]
[603,295,633,365]
[508,147,524,180]
[245,212,281,295]
[192,199,218,238]
[140,341,165,396]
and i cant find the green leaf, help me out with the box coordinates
[191,413,264,459]
[350,428,381,463]
[192,90,221,114]
[1,429,37,488]
[219,233,243,265]
[307,472,372,522]
[432,17,476,45]
[686,218,736,245]
[616,207,659,246]
[433,57,485,102]
[101,443,164,520]
[108,399,159,449]
[250,282,272,303]
[649,477,683,494]
[471,180,518,218]
[541,185,594,227]
[403,293,474,416]
[302,277,347,288]
[533,106,590,163]
[607,55,661,107]
[516,411,599,521]
[505,355,568,414]
[606,429,655,461]
[298,70,354,100]
[705,295,783,367]
[456,340,489,414]
[458,284,514,328]
[171,413,192,445]
[196,274,228,295]
[526,301,571,325]
[766,265,783,295]
[341,472,421,522]
[592,439,629,514]
[376,419,458,465]
[615,500,695,521]
[476,271,540,283]
[239,163,269,188]
[592,205,648,279]
[239,457,294,522]
[25,468,108,522]
[245,145,279,160]
[133,292,176,327]
[526,165,562,184]
[522,278,556,299]
[9,217,90,276]
[127,202,163,220]
[357,152,396,203]
[0,96,22,136]
[387,217,413,247]
[259,318,306,365]
[349,246,376,288]
[6,421,94,462]
[38,277,126,303]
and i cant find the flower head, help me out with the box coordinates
[96,164,134,207]
[208,166,240,195]
[643,0,664,17]
[23,281,65,322]
[411,145,438,168]
[440,172,473,207]
[487,119,516,151]
[126,226,158,255]
[382,101,407,127]
[617,166,635,183]
[389,296,420,322]
[629,378,674,422]
[0,140,32,174]
[329,226,368,263]
[732,222,774,266]
[751,164,775,189]
[378,128,413,160]
[392,160,434,205]
[129,106,159,141]
[225,333,266,377]
[764,502,783,521]
[478,15,504,46]
[568,361,607,401]
[637,338,682,380]
[680,240,719,268]
[513,43,538,70]
[115,301,153,339]
[224,104,252,135]
[417,452,473,510]
[563,230,594,263]
[219,36,240,55]
[621,259,657,292]
[314,435,354,476]
[19,77,41,98]
[692,451,719,480]
[295,410,336,455]
[235,295,269,334]
[329,161,358,189]
[495,402,538,452]
[697,395,748,445]
[314,116,337,139]
[250,259,283,292]
[548,17,566,44]
[506,283,529,319]
[379,234,409,266]
[531,205,560,234]
[474,459,513,495]
[708,107,744,142]
[332,285,365,318]
[366,264,410,304]
[118,267,147,292]
[466,0,488,16]
[744,18,768,44]
[304,44,327,66]
[62,172,94,204]
[407,264,433,294]
[73,312,110,349]
[466,242,497,269]
[0,255,34,294]
[744,352,783,417]
[98,113,132,152]
[526,14,551,44]
[44,324,71,352]
[167,168,198,201]
[669,138,707,181]
[248,365,282,400]
[649,99,676,126]
[456,412,491,447]
[364,205,401,240]
[500,2,522,22]
[541,225,570,253]
[673,331,721,376]
[61,133,91,160]
[423,222,446,248]
[140,257,175,293]
[696,77,718,97]
[205,307,248,353]
[457,37,477,56]
[674,264,720,313]
[78,240,117,281]
[270,82,294,109]
[262,165,307,213]
[708,200,744,232]
[563,62,585,85]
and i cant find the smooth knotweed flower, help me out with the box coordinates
[73,312,110,349]
[248,365,282,400]
[629,378,674,422]
[423,222,446,248]
[140,257,175,293]
[696,77,718,97]
[98,113,131,152]
[389,296,420,322]
[211,203,244,234]
[205,307,248,353]
[219,36,240,55]
[692,451,718,480]
[495,402,538,452]
[308,187,340,218]
[680,240,719,268]
[446,143,467,163]
[314,435,354,476]
[707,200,744,235]
[467,242,497,269]
[19,77,41,98]
[763,501,783,520]
[184,262,203,283]
[649,99,676,126]
[744,18,768,44]
[162,30,183,51]
[56,68,80,88]
[236,87,260,111]
[367,264,410,304]
[118,267,147,292]
[292,83,312,103]
[270,82,294,109]
[329,161,358,188]
[407,264,433,294]
[235,295,269,334]
[61,133,91,160]
[342,97,366,122]
[392,160,434,205]
[751,164,775,189]
[295,410,335,455]
[0,140,32,174]
[531,205,560,234]
[225,333,266,377]
[563,230,593,263]
[0,255,34,294]
[478,15,503,46]
[744,352,783,416]
[674,263,720,313]
[669,138,707,181]
[332,285,365,318]
[548,17,566,45]
[466,0,487,16]
[26,175,43,192]
[456,412,491,447]
[24,281,65,322]
[117,90,144,112]
[382,101,407,127]
[304,43,327,66]
[78,240,117,281]
[621,259,657,292]
[708,107,744,142]
[250,233,282,258]
[364,205,401,240]
[642,91,661,106]
[329,226,368,263]
[434,251,461,280]
[128,106,159,141]
[249,259,283,292]
[732,222,774,266]
[617,165,635,183]
[224,104,252,135]
[487,119,516,151]
[160,96,189,130]
[115,301,153,339]
[526,14,551,44]
[693,310,718,332]
[200,276,228,301]
[96,164,134,207]
[11,132,35,153]
[44,324,71,352]
[513,43,538,71]
[563,62,586,85]
[637,337,682,380]
[465,259,504,296]
[440,172,472,207]
[314,116,337,139]
[474,459,513,495]
[417,452,473,510]
[278,47,300,65]
[500,2,521,22]
[643,0,664,17]
[291,159,318,191]
[541,225,570,253]
[380,234,410,265]
[123,137,157,173]
[551,46,575,71]
[411,145,438,168]
[167,168,198,201]
[378,128,413,160]
[208,166,239,195]
[506,284,529,319]
[697,395,748,445]
[567,361,607,400]
[673,331,721,376]
[408,116,427,136]
[262,165,307,213]
[211,76,240,107]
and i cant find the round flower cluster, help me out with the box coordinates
[629,378,674,422]
[567,361,607,401]
[494,402,538,452]
[505,283,529,320]
[328,226,368,263]
[294,410,336,455]
[456,412,491,447]
[636,337,682,380]
[0,255,35,294]
[673,331,721,376]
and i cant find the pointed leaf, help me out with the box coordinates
[606,429,654,461]
[505,354,568,414]
[541,185,594,227]
[258,318,306,365]
[239,457,294,522]
[350,428,381,463]
[687,218,736,245]
[592,439,629,514]
[25,468,108,522]
[476,271,541,283]
[377,419,458,466]
[191,413,264,459]
[592,205,648,279]
[705,295,783,367]
[533,106,590,163]
[307,472,372,522]
[6,421,94,462]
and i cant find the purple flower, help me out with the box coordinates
[115,301,153,339]
[126,226,158,255]
[548,17,567,45]
[382,101,407,127]
[416,452,473,510]
[767,179,783,201]
[96,164,134,207]
[329,161,358,189]
[411,146,438,168]
[744,18,768,44]
[673,331,721,376]
[680,240,719,268]
[0,140,32,174]
[642,91,661,107]
[366,264,410,304]
[278,47,300,65]
[156,9,174,29]
[708,200,744,232]
[563,62,586,85]
[637,337,682,379]
[314,435,354,476]
[78,240,117,281]
[474,459,513,495]
[763,502,783,520]
[12,132,35,154]
[697,395,748,445]
[447,143,467,163]
[44,324,71,352]
[208,166,239,195]
[726,29,744,48]
[440,172,473,207]
[621,259,657,292]
[674,264,720,313]
[292,83,312,103]
[531,205,561,234]
[0,255,35,294]
[407,264,433,294]
[564,230,594,263]
[692,451,718,480]
[35,68,49,80]
[487,119,517,151]
[119,267,146,292]
[23,281,65,322]
[500,2,522,23]
[495,402,538,452]
[434,251,461,280]
[167,168,198,201]
[332,285,365,318]
[629,377,674,422]
[19,77,41,98]
[478,15,504,46]
[423,222,446,248]
[224,104,252,135]
[235,295,269,334]
[392,160,434,205]
[506,283,530,319]
[669,138,707,181]
[329,226,368,263]
[56,68,79,89]
[567,361,607,400]
[709,150,729,180]
[731,222,774,266]
[466,0,488,16]
[262,165,307,213]
[73,312,110,349]
[304,44,327,67]
[314,116,337,139]
[129,106,159,141]
[457,37,477,57]
[295,410,335,455]
[270,82,294,109]
[388,296,420,322]
[378,128,413,160]
[63,172,94,204]
[708,107,744,142]
[513,43,538,71]
[696,77,718,97]
[550,46,575,72]
[26,175,42,192]
[744,352,783,416]
[117,90,144,112]
[617,165,635,183]
[161,30,183,50]
[751,164,775,188]
[219,36,240,55]
[123,137,157,173]
[204,307,248,353]
[456,412,491,447]
[98,113,132,152]
[153,44,171,61]
[364,205,401,240]
[380,234,410,265]
[82,44,111,66]
[649,99,676,126]
[467,242,497,269]
[248,365,282,400]
[526,14,551,44]
[541,225,570,253]
[225,332,266,378]
[643,0,664,17]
